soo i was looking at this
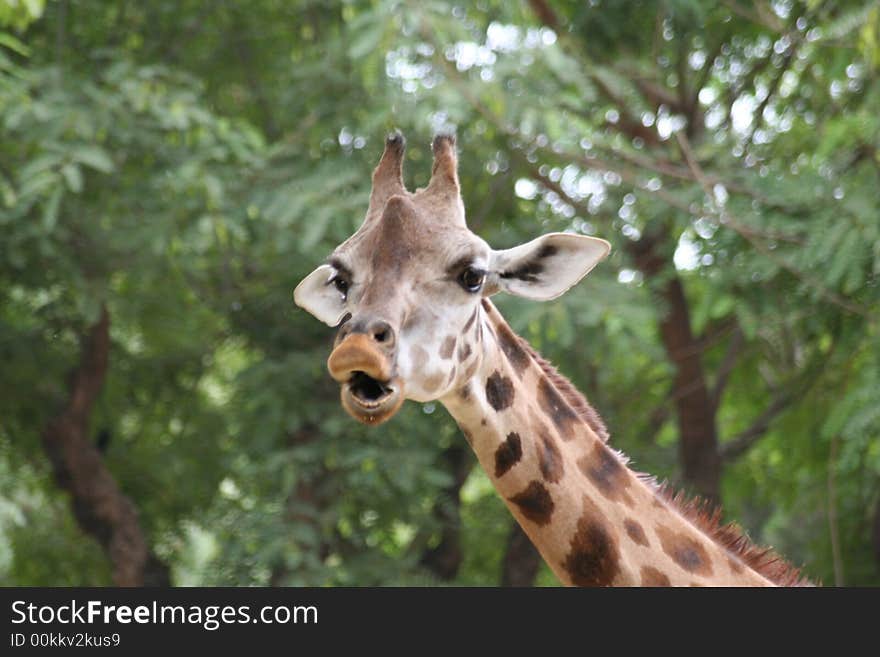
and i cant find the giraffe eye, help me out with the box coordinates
[459,267,486,293]
[330,274,350,298]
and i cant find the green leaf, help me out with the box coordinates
[19,170,56,198]
[347,20,384,60]
[61,164,83,193]
[72,146,115,174]
[0,32,30,56]
[0,170,16,207]
[736,302,759,339]
[41,186,62,232]
[710,294,735,320]
[19,153,63,181]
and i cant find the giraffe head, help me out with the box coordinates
[294,132,610,425]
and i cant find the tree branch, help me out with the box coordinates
[719,333,835,464]
[719,392,793,461]
[675,28,691,115]
[515,147,696,218]
[744,43,797,148]
[720,50,773,131]
[630,75,687,114]
[682,34,727,138]
[690,37,725,116]
[636,399,672,446]
[589,73,663,146]
[527,0,669,145]
[721,0,785,32]
[527,0,560,31]
[42,306,170,586]
[710,325,745,410]
[676,131,868,317]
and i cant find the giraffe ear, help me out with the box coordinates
[294,264,348,326]
[488,233,610,301]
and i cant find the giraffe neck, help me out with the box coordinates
[441,299,777,586]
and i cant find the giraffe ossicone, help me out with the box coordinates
[294,131,811,586]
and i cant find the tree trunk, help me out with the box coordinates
[420,445,473,580]
[41,306,170,586]
[500,522,540,587]
[629,235,722,502]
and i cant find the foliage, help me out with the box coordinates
[0,0,877,586]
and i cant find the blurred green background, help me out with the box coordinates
[1,0,878,586]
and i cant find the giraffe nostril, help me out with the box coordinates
[366,319,394,347]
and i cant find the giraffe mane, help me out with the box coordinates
[516,335,610,443]
[508,321,813,586]
[646,480,815,586]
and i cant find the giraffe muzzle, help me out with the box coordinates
[327,334,405,425]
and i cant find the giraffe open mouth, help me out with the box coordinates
[341,371,404,425]
[327,333,405,425]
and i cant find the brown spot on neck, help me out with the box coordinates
[624,518,649,547]
[511,329,609,442]
[577,443,634,507]
[485,371,515,411]
[655,524,714,577]
[508,481,555,526]
[535,423,564,483]
[458,342,472,362]
[477,299,608,442]
[640,565,671,587]
[494,433,523,478]
[495,321,531,377]
[561,497,621,586]
[537,377,580,440]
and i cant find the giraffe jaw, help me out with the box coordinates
[340,373,405,425]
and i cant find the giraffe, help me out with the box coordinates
[293,131,810,586]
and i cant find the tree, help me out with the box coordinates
[1,0,877,586]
